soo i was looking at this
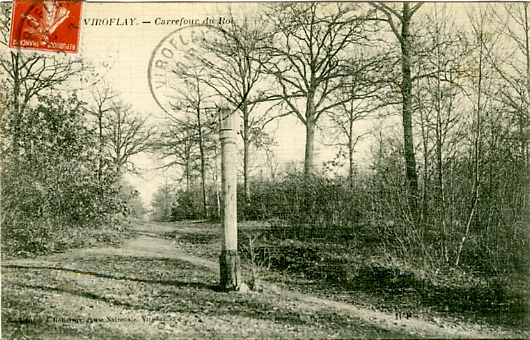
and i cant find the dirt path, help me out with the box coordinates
[2,221,518,338]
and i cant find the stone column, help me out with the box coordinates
[218,107,241,291]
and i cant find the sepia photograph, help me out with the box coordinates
[1,1,529,338]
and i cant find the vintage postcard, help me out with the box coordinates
[1,1,529,339]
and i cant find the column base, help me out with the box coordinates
[219,250,241,291]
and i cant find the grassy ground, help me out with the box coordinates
[163,220,530,336]
[2,220,528,339]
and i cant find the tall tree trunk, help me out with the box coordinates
[304,93,317,179]
[520,2,530,170]
[435,79,447,265]
[419,107,429,224]
[242,101,251,212]
[98,113,103,181]
[457,21,485,266]
[401,3,419,218]
[11,52,21,158]
[434,25,448,264]
[114,109,122,173]
[197,108,208,219]
[185,141,191,192]
[348,119,355,188]
[304,120,316,179]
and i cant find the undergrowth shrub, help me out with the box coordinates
[235,165,529,328]
[172,188,204,220]
[1,94,130,258]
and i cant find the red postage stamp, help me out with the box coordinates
[9,0,83,53]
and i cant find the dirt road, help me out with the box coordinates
[1,221,519,339]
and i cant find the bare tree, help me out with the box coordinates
[369,2,424,216]
[324,47,387,186]
[264,3,372,179]
[189,13,276,209]
[102,102,154,174]
[165,62,218,218]
[452,5,502,267]
[412,3,469,264]
[88,82,117,180]
[153,118,202,192]
[491,3,530,167]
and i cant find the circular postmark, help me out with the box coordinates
[148,25,206,118]
[148,24,234,119]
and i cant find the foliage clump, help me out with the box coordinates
[1,94,132,258]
